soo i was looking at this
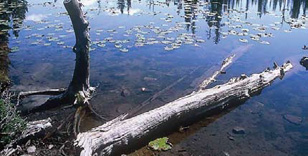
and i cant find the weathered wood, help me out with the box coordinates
[0,118,52,156]
[15,118,53,145]
[198,54,235,90]
[24,0,93,113]
[63,0,91,98]
[75,62,292,156]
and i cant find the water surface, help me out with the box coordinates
[1,0,308,155]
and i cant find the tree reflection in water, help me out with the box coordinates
[0,0,27,91]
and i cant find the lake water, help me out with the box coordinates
[1,0,308,155]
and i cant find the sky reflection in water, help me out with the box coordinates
[1,0,308,155]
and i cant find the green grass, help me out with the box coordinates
[0,99,26,148]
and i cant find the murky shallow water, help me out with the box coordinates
[1,0,308,155]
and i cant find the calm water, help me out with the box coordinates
[1,0,308,155]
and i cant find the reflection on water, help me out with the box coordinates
[1,0,308,155]
[0,0,27,90]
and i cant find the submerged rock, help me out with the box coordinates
[27,146,36,153]
[120,88,131,97]
[232,126,245,134]
[283,114,302,125]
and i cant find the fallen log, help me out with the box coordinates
[75,61,293,156]
[0,118,52,156]
[198,54,235,90]
[15,118,53,145]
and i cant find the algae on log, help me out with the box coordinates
[75,62,292,156]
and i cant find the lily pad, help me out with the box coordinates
[239,38,248,43]
[10,46,19,52]
[98,44,106,48]
[119,48,129,53]
[148,137,172,151]
[259,41,270,45]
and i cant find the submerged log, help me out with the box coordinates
[16,88,66,106]
[75,62,293,156]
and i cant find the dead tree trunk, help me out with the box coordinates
[28,0,93,112]
[75,62,293,156]
[63,0,91,102]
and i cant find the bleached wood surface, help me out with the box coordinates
[75,62,292,156]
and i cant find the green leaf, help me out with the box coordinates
[148,137,172,151]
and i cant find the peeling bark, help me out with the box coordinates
[75,62,293,156]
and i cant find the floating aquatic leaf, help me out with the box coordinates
[148,137,172,151]
[66,29,74,33]
[196,39,205,43]
[271,27,280,30]
[162,41,172,44]
[115,44,122,48]
[259,41,270,45]
[119,48,128,53]
[10,46,19,52]
[57,42,64,45]
[250,35,260,41]
[164,46,174,51]
[184,41,193,45]
[239,39,248,43]
[229,30,237,35]
[31,42,40,45]
[107,29,116,33]
[241,29,249,32]
[97,44,106,48]
[47,33,55,36]
[237,32,245,36]
[109,39,116,43]
[135,43,144,47]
